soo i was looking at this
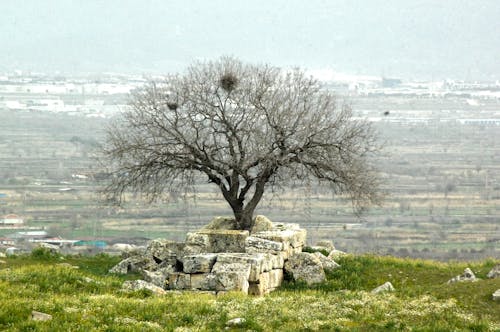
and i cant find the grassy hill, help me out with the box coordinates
[0,251,498,331]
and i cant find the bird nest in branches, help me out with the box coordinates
[219,72,239,92]
[167,102,178,110]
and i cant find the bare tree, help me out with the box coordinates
[102,57,381,230]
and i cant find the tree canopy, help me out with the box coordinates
[102,57,381,230]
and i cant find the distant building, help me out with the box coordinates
[73,240,107,248]
[0,237,15,245]
[0,214,24,226]
[7,230,48,240]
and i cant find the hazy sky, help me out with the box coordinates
[2,0,499,80]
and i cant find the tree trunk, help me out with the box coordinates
[237,210,254,231]
[229,200,254,230]
[226,177,268,231]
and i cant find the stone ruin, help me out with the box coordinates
[110,215,319,295]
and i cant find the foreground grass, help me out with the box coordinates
[0,252,498,331]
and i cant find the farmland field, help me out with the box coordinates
[0,92,499,259]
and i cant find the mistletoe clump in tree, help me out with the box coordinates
[102,57,381,230]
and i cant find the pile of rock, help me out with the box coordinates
[110,216,339,295]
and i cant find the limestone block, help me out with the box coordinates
[185,232,211,246]
[261,254,275,273]
[182,254,218,273]
[248,269,283,295]
[252,228,306,249]
[122,280,166,295]
[312,252,341,272]
[190,273,217,290]
[142,269,170,288]
[215,253,267,282]
[269,269,284,289]
[245,236,284,254]
[109,256,157,274]
[251,215,274,234]
[269,253,285,269]
[212,262,251,279]
[284,252,326,285]
[290,245,304,255]
[212,263,250,293]
[198,230,249,253]
[184,232,211,254]
[255,271,270,293]
[145,239,181,265]
[183,245,203,255]
[168,272,191,290]
[248,280,268,296]
[216,273,249,293]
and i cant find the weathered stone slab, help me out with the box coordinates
[122,280,166,295]
[168,272,191,290]
[109,256,157,274]
[248,283,263,295]
[212,263,250,293]
[182,254,218,273]
[190,273,217,290]
[269,269,284,289]
[267,253,285,270]
[284,252,326,285]
[252,228,306,249]
[184,232,211,254]
[197,230,249,253]
[313,252,341,272]
[142,269,170,288]
[493,289,500,301]
[248,269,283,295]
[245,236,284,253]
[215,253,267,282]
[145,239,182,265]
[212,262,251,279]
[250,215,274,234]
[248,279,269,296]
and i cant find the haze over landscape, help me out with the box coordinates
[1,2,500,330]
[2,0,500,80]
[0,1,499,259]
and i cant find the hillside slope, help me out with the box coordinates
[0,251,498,331]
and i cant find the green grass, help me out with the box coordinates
[0,252,498,331]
